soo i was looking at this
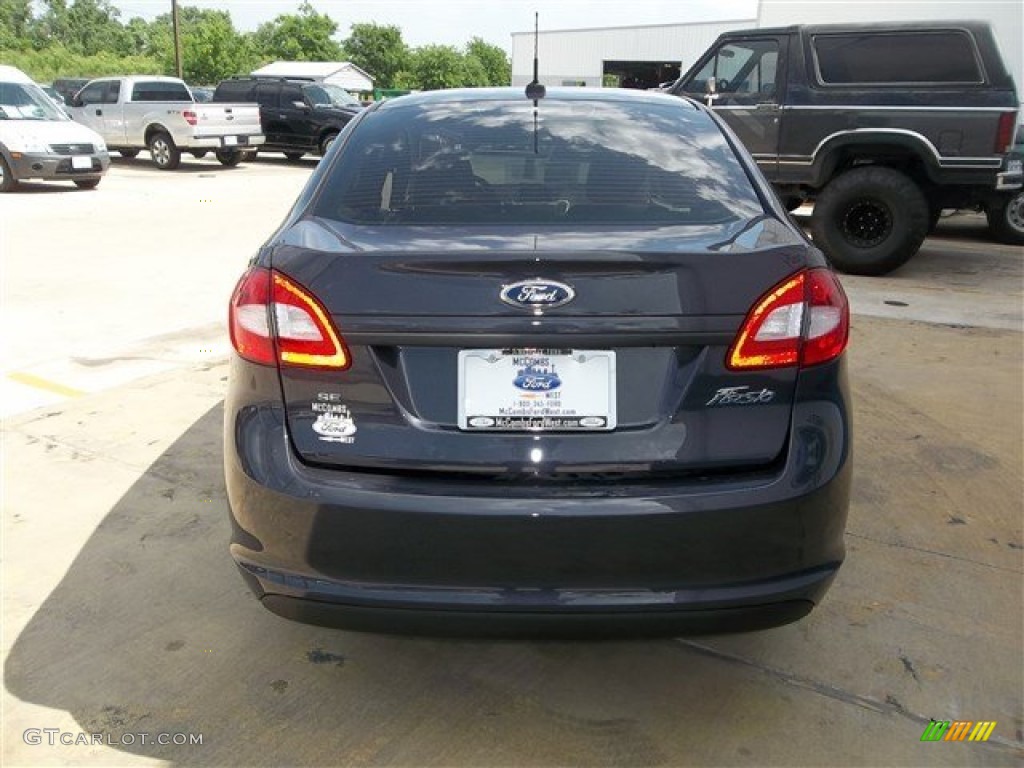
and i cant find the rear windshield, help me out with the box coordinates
[314,97,763,226]
[131,81,192,102]
[213,80,255,102]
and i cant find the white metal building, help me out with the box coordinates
[250,61,374,92]
[510,20,756,89]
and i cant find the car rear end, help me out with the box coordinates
[190,102,265,152]
[224,89,852,637]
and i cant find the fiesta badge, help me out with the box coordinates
[500,279,575,311]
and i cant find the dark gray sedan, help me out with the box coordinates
[225,87,851,637]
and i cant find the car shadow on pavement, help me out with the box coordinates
[5,403,812,767]
[6,181,87,194]
[109,156,246,173]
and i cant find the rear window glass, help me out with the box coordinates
[214,81,255,102]
[813,32,983,85]
[131,81,192,101]
[314,98,763,226]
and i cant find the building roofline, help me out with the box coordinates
[510,18,757,38]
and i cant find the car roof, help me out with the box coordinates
[0,65,34,84]
[731,20,996,37]
[376,86,700,112]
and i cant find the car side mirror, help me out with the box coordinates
[706,77,717,94]
[70,95,84,107]
[293,101,309,111]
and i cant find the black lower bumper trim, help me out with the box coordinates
[260,595,814,639]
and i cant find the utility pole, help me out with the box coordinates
[171,0,183,79]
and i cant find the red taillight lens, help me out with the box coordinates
[183,109,197,126]
[228,267,350,370]
[801,269,849,366]
[271,271,350,369]
[229,267,274,365]
[728,268,849,370]
[995,112,1017,154]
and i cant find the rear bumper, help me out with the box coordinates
[995,153,1022,191]
[225,359,852,636]
[259,594,820,638]
[190,134,265,149]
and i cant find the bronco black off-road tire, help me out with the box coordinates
[810,166,929,276]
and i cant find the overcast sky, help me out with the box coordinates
[110,0,761,50]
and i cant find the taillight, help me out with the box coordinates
[228,267,350,370]
[727,268,849,370]
[183,109,197,126]
[995,112,1017,154]
[229,267,274,365]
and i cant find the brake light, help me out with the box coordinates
[228,267,350,370]
[229,267,274,365]
[727,269,849,370]
[183,109,197,126]
[995,112,1017,154]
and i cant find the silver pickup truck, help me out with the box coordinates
[67,76,264,170]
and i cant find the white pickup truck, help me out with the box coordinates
[67,76,264,170]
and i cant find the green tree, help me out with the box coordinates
[401,45,467,90]
[1,44,163,80]
[35,0,130,57]
[464,37,509,86]
[341,23,408,88]
[252,1,342,62]
[149,7,256,84]
[0,0,34,50]
[122,16,156,57]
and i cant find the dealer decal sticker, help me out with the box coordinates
[312,395,357,444]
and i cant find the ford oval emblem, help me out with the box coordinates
[513,362,562,392]
[500,279,575,311]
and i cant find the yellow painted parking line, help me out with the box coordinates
[7,372,85,399]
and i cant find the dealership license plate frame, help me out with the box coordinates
[457,348,616,431]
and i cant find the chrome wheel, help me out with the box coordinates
[1006,191,1024,235]
[151,138,170,166]
[147,133,180,170]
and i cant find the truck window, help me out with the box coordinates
[280,84,304,107]
[131,81,192,102]
[77,81,107,106]
[103,80,120,104]
[813,32,983,85]
[215,81,254,102]
[691,40,779,96]
[256,84,279,108]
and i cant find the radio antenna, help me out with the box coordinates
[525,12,545,154]
[525,12,546,102]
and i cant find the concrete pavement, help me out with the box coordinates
[1,161,1022,766]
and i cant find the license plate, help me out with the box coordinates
[223,136,237,146]
[71,156,91,170]
[458,349,616,431]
